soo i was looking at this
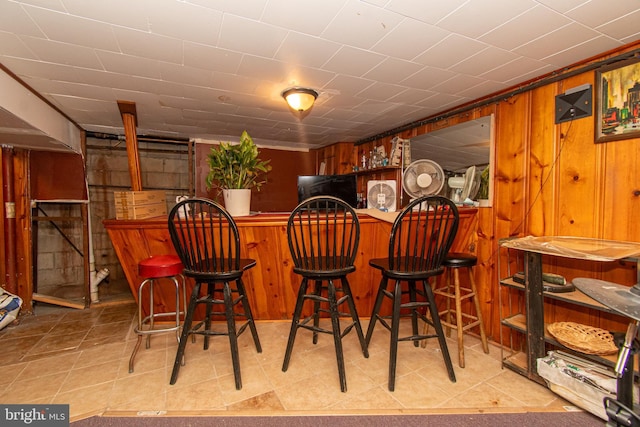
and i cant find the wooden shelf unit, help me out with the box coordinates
[497,239,637,383]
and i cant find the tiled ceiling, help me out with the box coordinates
[0,0,639,156]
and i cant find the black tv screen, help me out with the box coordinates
[297,175,358,208]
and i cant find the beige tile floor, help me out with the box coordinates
[0,298,574,422]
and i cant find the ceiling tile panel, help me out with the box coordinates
[414,34,488,68]
[384,0,469,25]
[1,0,639,154]
[370,18,450,60]
[596,11,640,41]
[260,0,347,36]
[449,47,519,76]
[0,32,38,58]
[566,0,640,27]
[61,0,149,29]
[479,5,573,51]
[387,88,437,105]
[0,2,46,37]
[356,82,408,101]
[20,36,103,69]
[401,66,457,90]
[534,0,588,14]
[146,1,222,45]
[513,22,601,61]
[324,75,374,96]
[431,74,484,96]
[29,78,117,101]
[363,57,424,84]
[188,0,268,21]
[322,46,386,77]
[22,6,120,51]
[158,63,214,87]
[94,50,162,79]
[217,14,287,58]
[457,80,508,100]
[542,35,623,67]
[416,92,465,111]
[112,27,183,64]
[436,0,537,39]
[183,42,243,74]
[320,0,403,49]
[275,32,342,68]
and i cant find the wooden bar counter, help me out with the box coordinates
[104,208,478,320]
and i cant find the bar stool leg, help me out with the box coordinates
[130,273,185,374]
[453,268,465,367]
[129,278,151,373]
[468,267,489,355]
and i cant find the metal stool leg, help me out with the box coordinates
[129,278,151,373]
[468,267,489,355]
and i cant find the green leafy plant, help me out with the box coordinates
[477,165,490,199]
[206,131,272,191]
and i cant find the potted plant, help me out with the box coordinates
[477,165,490,207]
[205,130,272,216]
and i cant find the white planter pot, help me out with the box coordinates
[223,188,251,216]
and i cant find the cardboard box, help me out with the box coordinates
[115,202,167,220]
[114,190,166,208]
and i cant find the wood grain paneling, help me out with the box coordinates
[104,209,478,320]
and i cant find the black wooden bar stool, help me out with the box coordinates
[365,196,459,391]
[282,196,369,392]
[427,252,489,368]
[167,197,262,390]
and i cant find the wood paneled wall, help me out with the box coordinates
[482,49,640,343]
[195,143,316,212]
[104,209,479,320]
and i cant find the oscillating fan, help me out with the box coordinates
[367,180,397,212]
[462,165,481,201]
[402,159,446,199]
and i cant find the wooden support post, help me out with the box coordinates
[2,145,17,294]
[117,100,143,191]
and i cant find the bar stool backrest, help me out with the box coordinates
[287,196,359,274]
[168,197,242,277]
[387,196,459,274]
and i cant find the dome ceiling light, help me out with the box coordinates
[282,87,318,112]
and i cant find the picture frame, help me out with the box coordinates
[595,57,640,143]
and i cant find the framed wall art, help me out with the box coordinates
[595,57,640,143]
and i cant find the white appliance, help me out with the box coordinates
[367,180,397,212]
[402,159,446,199]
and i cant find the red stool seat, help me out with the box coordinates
[139,255,183,278]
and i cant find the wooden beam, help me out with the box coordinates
[117,100,143,191]
[32,293,85,309]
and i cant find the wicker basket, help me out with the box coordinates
[547,322,618,355]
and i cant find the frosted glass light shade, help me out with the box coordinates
[282,88,318,112]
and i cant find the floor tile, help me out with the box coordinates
[0,302,577,422]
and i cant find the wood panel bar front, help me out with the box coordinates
[104,208,478,320]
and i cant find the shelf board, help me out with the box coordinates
[349,166,401,176]
[501,313,618,369]
[500,277,619,314]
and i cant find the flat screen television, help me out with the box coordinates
[297,175,358,208]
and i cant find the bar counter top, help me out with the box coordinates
[104,208,478,320]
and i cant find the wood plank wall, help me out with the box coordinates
[483,46,640,344]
